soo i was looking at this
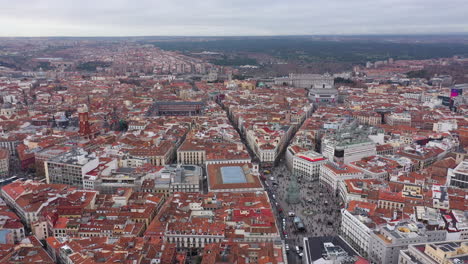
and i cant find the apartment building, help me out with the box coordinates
[45,148,99,188]
[0,148,10,178]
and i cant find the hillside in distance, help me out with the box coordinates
[146,35,468,67]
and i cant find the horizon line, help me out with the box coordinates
[1,32,468,38]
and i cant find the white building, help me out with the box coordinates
[45,148,99,188]
[319,162,363,194]
[292,150,326,181]
[385,112,411,126]
[119,155,149,168]
[340,205,374,257]
[274,73,334,89]
[322,135,377,165]
[433,119,458,133]
[449,160,468,189]
[369,222,447,264]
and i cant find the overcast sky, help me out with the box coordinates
[0,0,467,36]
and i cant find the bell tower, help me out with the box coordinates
[78,105,91,137]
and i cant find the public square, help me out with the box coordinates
[264,162,343,264]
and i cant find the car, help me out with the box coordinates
[282,218,286,223]
[272,182,279,186]
[272,194,276,200]
[288,212,295,217]
[285,244,290,251]
[295,246,300,254]
[285,234,288,239]
[298,252,304,257]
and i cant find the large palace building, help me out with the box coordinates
[275,73,338,103]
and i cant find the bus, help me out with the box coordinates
[294,216,306,231]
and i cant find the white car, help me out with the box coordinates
[288,212,295,217]
[285,244,290,251]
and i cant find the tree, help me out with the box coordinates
[118,120,128,132]
[406,69,430,79]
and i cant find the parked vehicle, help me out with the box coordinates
[295,246,301,254]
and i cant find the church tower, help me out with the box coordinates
[78,105,91,136]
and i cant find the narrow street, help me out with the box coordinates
[217,97,341,263]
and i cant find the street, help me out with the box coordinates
[264,162,342,264]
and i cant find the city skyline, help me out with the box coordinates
[1,0,468,37]
[0,2,467,263]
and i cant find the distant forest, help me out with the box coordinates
[150,38,468,65]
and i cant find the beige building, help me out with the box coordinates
[353,112,382,126]
[129,141,176,166]
[177,149,206,165]
[399,241,468,264]
[177,139,207,165]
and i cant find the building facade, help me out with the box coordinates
[292,151,326,180]
[369,222,447,264]
[450,160,468,189]
[0,149,10,178]
[45,148,99,188]
[399,241,468,264]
